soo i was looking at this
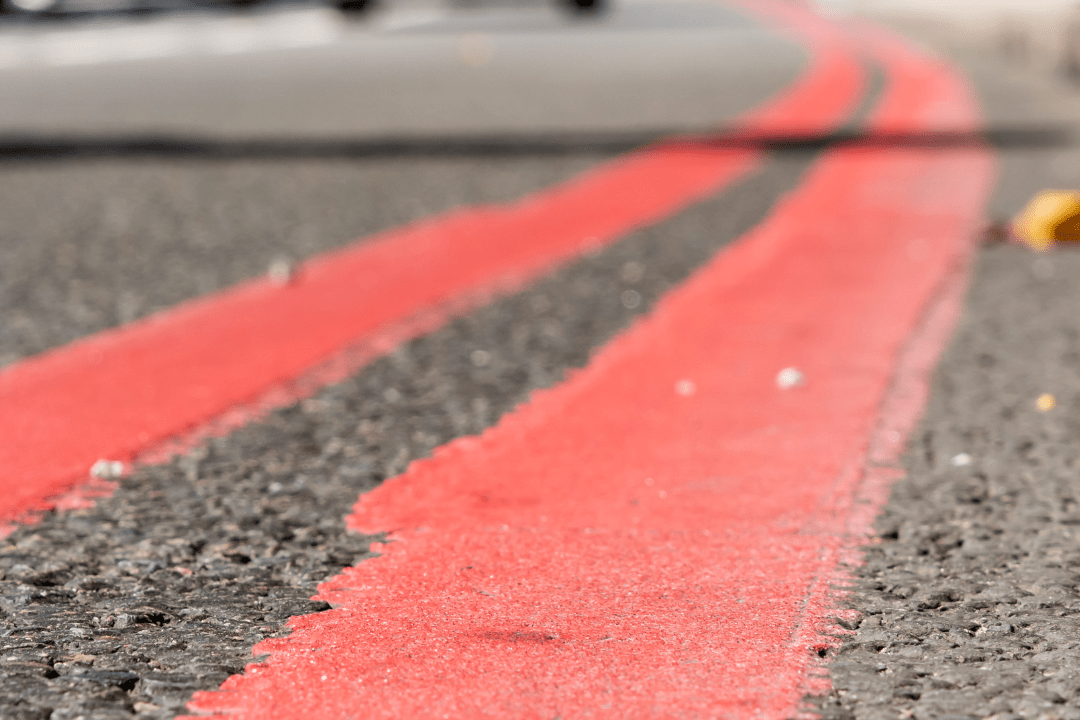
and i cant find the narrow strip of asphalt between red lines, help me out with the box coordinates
[0,3,861,532]
[177,10,995,720]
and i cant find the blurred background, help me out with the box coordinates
[6,2,1080,715]
[0,0,809,368]
[3,0,1080,371]
[0,0,805,136]
[820,0,1080,77]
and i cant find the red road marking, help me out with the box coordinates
[183,15,994,720]
[0,16,861,530]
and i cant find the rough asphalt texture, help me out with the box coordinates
[29,3,1080,719]
[815,245,1080,720]
[811,16,1080,720]
[0,155,604,366]
[0,3,813,716]
[0,153,815,719]
[0,0,802,368]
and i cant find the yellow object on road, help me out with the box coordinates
[1012,190,1080,251]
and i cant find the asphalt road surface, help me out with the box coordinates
[0,0,803,368]
[0,2,814,717]
[6,0,1080,718]
[813,14,1080,720]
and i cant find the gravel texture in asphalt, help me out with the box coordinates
[0,0,804,369]
[0,154,605,366]
[812,17,1080,720]
[0,5,814,715]
[0,151,816,720]
[815,245,1080,720]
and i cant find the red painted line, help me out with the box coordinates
[183,14,994,720]
[0,16,862,529]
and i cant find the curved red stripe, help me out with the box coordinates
[183,8,994,720]
[0,10,864,528]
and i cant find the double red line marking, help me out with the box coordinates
[185,9,994,720]
[4,2,994,716]
[0,6,860,529]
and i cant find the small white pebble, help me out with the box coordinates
[89,459,125,480]
[470,349,491,367]
[776,367,805,389]
[675,379,696,396]
[268,258,294,285]
[321,675,327,681]
[951,452,972,467]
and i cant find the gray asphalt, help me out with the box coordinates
[0,0,803,367]
[0,1,803,137]
[0,152,820,720]
[14,2,1080,718]
[812,13,1080,720]
[0,2,815,718]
